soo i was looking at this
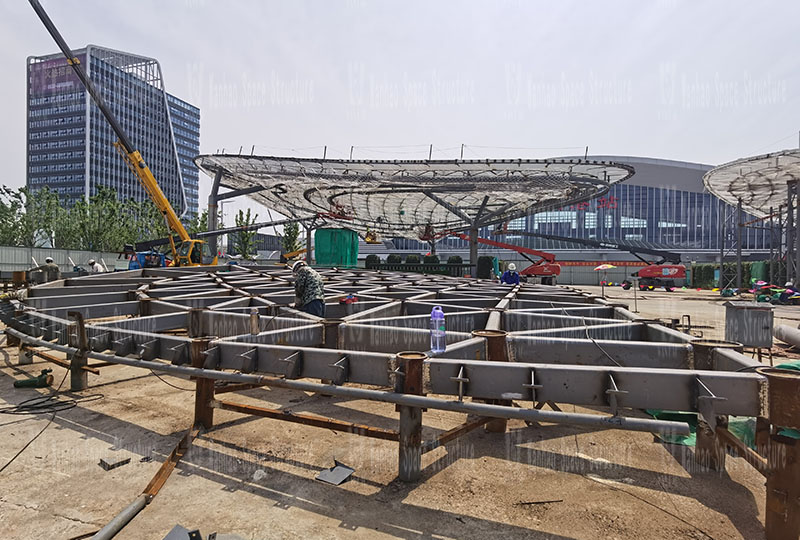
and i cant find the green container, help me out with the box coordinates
[314,228,359,268]
[750,261,767,284]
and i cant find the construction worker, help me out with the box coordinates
[30,257,61,282]
[87,259,104,273]
[500,262,520,285]
[292,260,325,317]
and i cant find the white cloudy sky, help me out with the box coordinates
[2,0,798,226]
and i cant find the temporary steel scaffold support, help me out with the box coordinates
[2,266,798,538]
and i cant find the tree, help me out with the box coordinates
[14,187,62,248]
[281,221,301,254]
[186,208,221,236]
[233,208,258,260]
[0,186,25,246]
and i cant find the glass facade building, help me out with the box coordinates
[394,156,772,257]
[26,45,200,218]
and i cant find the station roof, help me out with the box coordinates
[195,155,634,238]
[703,149,800,218]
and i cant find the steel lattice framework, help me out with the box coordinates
[8,266,800,535]
[2,267,765,436]
[194,155,635,238]
[704,149,800,219]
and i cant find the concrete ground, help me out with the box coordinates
[1,286,794,540]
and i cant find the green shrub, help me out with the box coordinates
[423,254,440,264]
[405,254,421,264]
[447,255,463,264]
[386,254,402,264]
[365,254,380,268]
[476,255,494,279]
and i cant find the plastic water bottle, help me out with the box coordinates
[430,306,446,353]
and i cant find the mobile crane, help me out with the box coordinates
[29,0,215,267]
[494,229,686,291]
[452,233,561,284]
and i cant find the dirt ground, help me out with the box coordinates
[0,286,790,540]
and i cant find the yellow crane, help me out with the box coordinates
[29,0,215,267]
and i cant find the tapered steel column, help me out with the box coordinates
[207,169,222,258]
[469,226,479,278]
[736,200,743,291]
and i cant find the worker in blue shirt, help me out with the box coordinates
[500,263,520,285]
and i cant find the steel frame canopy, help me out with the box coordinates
[703,149,800,218]
[194,155,635,238]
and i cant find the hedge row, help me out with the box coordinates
[691,260,780,289]
[366,254,464,268]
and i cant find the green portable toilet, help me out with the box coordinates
[314,228,359,268]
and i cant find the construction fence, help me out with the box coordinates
[0,245,124,274]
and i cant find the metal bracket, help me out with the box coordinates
[200,346,221,370]
[137,339,159,361]
[696,377,727,430]
[235,347,257,373]
[328,355,350,386]
[112,335,134,356]
[280,351,304,379]
[450,365,470,402]
[169,342,190,366]
[55,327,69,345]
[388,365,405,392]
[522,369,543,403]
[605,373,629,416]
[89,332,111,352]
[42,323,60,342]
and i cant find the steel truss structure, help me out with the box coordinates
[195,155,634,239]
[706,150,800,287]
[2,267,800,537]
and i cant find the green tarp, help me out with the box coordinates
[648,360,800,446]
[314,228,359,268]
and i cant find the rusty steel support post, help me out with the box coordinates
[759,367,800,539]
[188,308,213,429]
[249,307,259,335]
[473,329,510,433]
[695,416,727,472]
[323,319,343,349]
[7,309,23,348]
[67,311,88,391]
[690,339,743,370]
[191,339,213,429]
[398,351,425,482]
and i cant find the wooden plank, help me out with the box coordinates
[421,416,491,454]
[212,399,399,441]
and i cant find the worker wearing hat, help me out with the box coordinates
[500,262,520,285]
[291,260,326,316]
[87,259,104,273]
[30,257,61,282]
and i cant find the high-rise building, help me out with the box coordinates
[26,45,200,218]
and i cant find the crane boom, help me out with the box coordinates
[29,0,205,265]
[494,230,682,264]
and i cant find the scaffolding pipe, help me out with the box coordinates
[91,494,148,540]
[5,328,690,435]
[795,182,800,286]
[774,324,800,348]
